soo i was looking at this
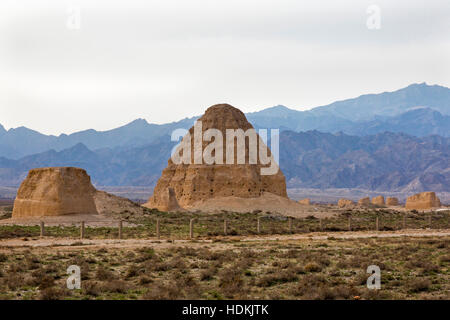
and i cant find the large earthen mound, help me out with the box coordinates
[405,192,441,210]
[144,104,287,211]
[4,167,149,226]
[12,167,98,218]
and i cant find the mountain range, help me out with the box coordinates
[1,83,449,160]
[0,82,449,193]
[0,131,448,193]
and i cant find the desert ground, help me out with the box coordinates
[0,202,449,300]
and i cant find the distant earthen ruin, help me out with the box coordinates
[338,199,354,208]
[12,167,98,218]
[405,192,441,210]
[298,198,311,205]
[386,197,399,206]
[358,197,370,206]
[371,196,385,206]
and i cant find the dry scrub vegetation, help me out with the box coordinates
[0,208,449,240]
[0,236,448,300]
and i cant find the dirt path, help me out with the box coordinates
[0,229,448,251]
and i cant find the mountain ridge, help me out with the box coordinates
[0,130,448,193]
[1,82,449,159]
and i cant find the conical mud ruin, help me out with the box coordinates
[144,104,288,211]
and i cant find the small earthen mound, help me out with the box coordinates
[371,196,385,206]
[405,192,441,210]
[12,167,98,218]
[386,197,399,206]
[358,197,371,206]
[338,199,354,208]
[298,198,311,205]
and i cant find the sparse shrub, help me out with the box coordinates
[96,266,115,281]
[200,267,217,281]
[5,274,22,290]
[38,275,55,289]
[304,262,322,272]
[0,253,8,263]
[438,254,450,266]
[143,282,183,300]
[408,278,431,293]
[218,267,244,298]
[39,287,67,300]
[138,275,153,285]
[83,280,100,296]
[257,270,298,287]
[100,280,128,293]
[125,264,141,278]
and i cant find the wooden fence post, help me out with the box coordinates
[80,221,85,239]
[403,214,406,230]
[224,219,228,236]
[288,217,293,233]
[257,217,261,234]
[156,219,160,239]
[319,218,323,231]
[189,218,195,239]
[348,216,352,231]
[40,221,45,237]
[375,216,379,231]
[118,220,123,239]
[428,215,432,229]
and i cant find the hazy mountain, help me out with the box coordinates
[1,82,449,159]
[344,108,450,137]
[279,131,450,192]
[0,131,448,192]
[307,82,450,121]
[246,83,450,133]
[0,117,196,159]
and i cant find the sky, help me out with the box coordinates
[0,0,449,135]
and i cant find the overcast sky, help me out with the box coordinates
[0,0,449,135]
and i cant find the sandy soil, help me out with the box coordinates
[0,213,134,227]
[1,229,448,251]
[186,192,337,218]
[0,190,146,227]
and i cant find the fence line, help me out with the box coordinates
[30,212,449,240]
